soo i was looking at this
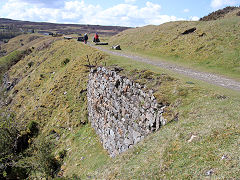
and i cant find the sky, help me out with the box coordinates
[0,0,239,27]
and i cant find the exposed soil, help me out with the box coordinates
[92,45,240,92]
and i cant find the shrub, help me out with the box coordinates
[0,112,29,179]
[0,116,58,179]
[29,136,61,178]
[27,121,39,137]
[142,70,154,79]
[27,61,34,68]
[58,149,67,160]
[40,74,44,79]
[61,58,70,66]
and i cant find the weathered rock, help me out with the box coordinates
[112,45,121,50]
[182,27,196,35]
[132,130,141,143]
[87,67,166,157]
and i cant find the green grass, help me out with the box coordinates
[0,50,26,84]
[1,34,239,179]
[62,124,110,178]
[108,13,240,80]
[92,53,240,179]
[1,37,110,178]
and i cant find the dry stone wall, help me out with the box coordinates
[87,67,166,157]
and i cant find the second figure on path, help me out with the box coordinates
[84,33,88,44]
[93,33,100,43]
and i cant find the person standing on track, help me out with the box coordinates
[93,33,100,43]
[84,33,88,44]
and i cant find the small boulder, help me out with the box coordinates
[112,45,121,50]
[182,27,196,35]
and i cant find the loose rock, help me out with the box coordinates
[87,67,166,157]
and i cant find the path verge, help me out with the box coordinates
[91,45,240,92]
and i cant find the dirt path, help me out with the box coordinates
[91,45,240,92]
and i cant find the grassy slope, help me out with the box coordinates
[93,55,240,179]
[1,34,239,178]
[2,37,110,178]
[0,34,55,84]
[0,34,53,55]
[108,9,240,80]
[0,50,25,84]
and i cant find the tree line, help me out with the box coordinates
[0,32,22,41]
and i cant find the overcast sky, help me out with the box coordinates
[0,0,239,27]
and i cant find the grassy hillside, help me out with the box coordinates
[108,8,240,80]
[0,34,56,56]
[0,33,239,178]
[93,55,240,179]
[0,36,110,178]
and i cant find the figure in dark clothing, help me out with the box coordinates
[93,33,100,43]
[84,33,88,44]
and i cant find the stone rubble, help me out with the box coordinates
[87,67,166,157]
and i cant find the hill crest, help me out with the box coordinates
[0,17,131,36]
[200,6,240,21]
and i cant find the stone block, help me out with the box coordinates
[87,67,166,157]
[124,138,133,147]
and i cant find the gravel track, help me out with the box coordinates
[91,45,240,92]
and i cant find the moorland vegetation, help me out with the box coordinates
[0,7,239,179]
